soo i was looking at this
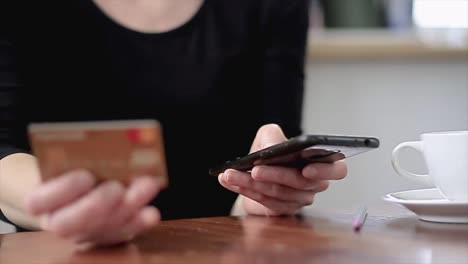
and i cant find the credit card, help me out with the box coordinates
[28,119,168,186]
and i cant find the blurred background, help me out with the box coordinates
[304,0,468,214]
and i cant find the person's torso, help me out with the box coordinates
[11,0,274,219]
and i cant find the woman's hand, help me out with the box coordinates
[24,170,163,247]
[218,124,348,216]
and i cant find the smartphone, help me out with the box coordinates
[208,134,380,176]
[28,119,168,186]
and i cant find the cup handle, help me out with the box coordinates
[391,141,433,186]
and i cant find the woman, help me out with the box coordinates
[0,0,347,246]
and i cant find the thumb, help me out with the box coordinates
[250,124,288,153]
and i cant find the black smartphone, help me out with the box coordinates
[208,134,380,176]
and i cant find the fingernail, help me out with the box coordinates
[73,169,95,183]
[140,175,166,189]
[24,193,40,215]
[143,207,160,226]
[305,166,318,179]
[156,176,168,188]
[107,180,123,191]
[148,175,162,187]
[224,171,234,183]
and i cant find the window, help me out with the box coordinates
[413,0,468,28]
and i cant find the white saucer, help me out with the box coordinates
[382,188,468,223]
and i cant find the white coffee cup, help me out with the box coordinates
[391,131,468,201]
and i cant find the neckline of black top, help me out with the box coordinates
[87,0,207,38]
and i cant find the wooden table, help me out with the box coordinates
[1,209,468,264]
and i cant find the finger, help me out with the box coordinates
[250,124,287,152]
[302,161,348,181]
[113,206,160,241]
[46,181,124,238]
[125,176,163,209]
[83,175,164,238]
[81,206,160,246]
[250,166,320,190]
[24,169,96,215]
[221,170,315,205]
[222,183,303,216]
[108,176,163,228]
[315,180,330,193]
[88,175,163,236]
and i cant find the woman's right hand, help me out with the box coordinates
[24,169,163,247]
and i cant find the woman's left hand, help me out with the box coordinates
[218,124,348,216]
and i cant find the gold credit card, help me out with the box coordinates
[28,120,168,186]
